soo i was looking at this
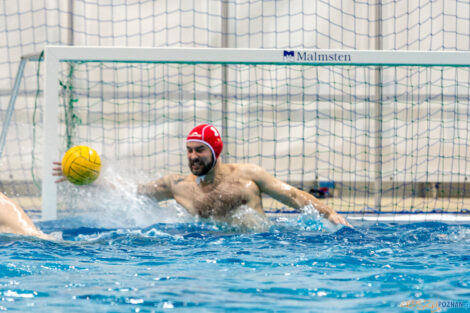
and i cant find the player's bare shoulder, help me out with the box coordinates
[137,173,189,200]
[234,163,267,179]
[167,173,187,185]
[232,163,279,191]
[166,173,193,191]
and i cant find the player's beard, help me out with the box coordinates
[189,155,213,176]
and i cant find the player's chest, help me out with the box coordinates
[174,179,259,217]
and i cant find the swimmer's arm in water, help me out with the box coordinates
[53,161,178,201]
[54,161,175,201]
[136,174,181,201]
[245,164,352,227]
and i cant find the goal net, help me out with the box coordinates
[5,47,470,221]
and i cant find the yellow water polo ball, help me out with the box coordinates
[61,145,101,185]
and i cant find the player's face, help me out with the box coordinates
[186,142,213,176]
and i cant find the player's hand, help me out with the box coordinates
[52,161,67,183]
[328,212,353,227]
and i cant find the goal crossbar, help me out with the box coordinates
[46,46,470,66]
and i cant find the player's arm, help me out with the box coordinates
[53,161,174,201]
[246,165,352,227]
[136,174,178,201]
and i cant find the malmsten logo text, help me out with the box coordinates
[283,50,351,62]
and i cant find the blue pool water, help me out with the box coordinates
[0,214,469,312]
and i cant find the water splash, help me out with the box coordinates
[56,161,349,234]
[214,205,272,232]
[294,204,342,232]
[58,163,193,229]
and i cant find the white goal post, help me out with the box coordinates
[42,46,470,221]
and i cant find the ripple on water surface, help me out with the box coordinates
[0,216,468,312]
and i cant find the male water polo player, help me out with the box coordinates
[133,124,350,226]
[54,124,351,227]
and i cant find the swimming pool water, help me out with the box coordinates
[0,215,469,312]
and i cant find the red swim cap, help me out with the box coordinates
[187,124,223,167]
